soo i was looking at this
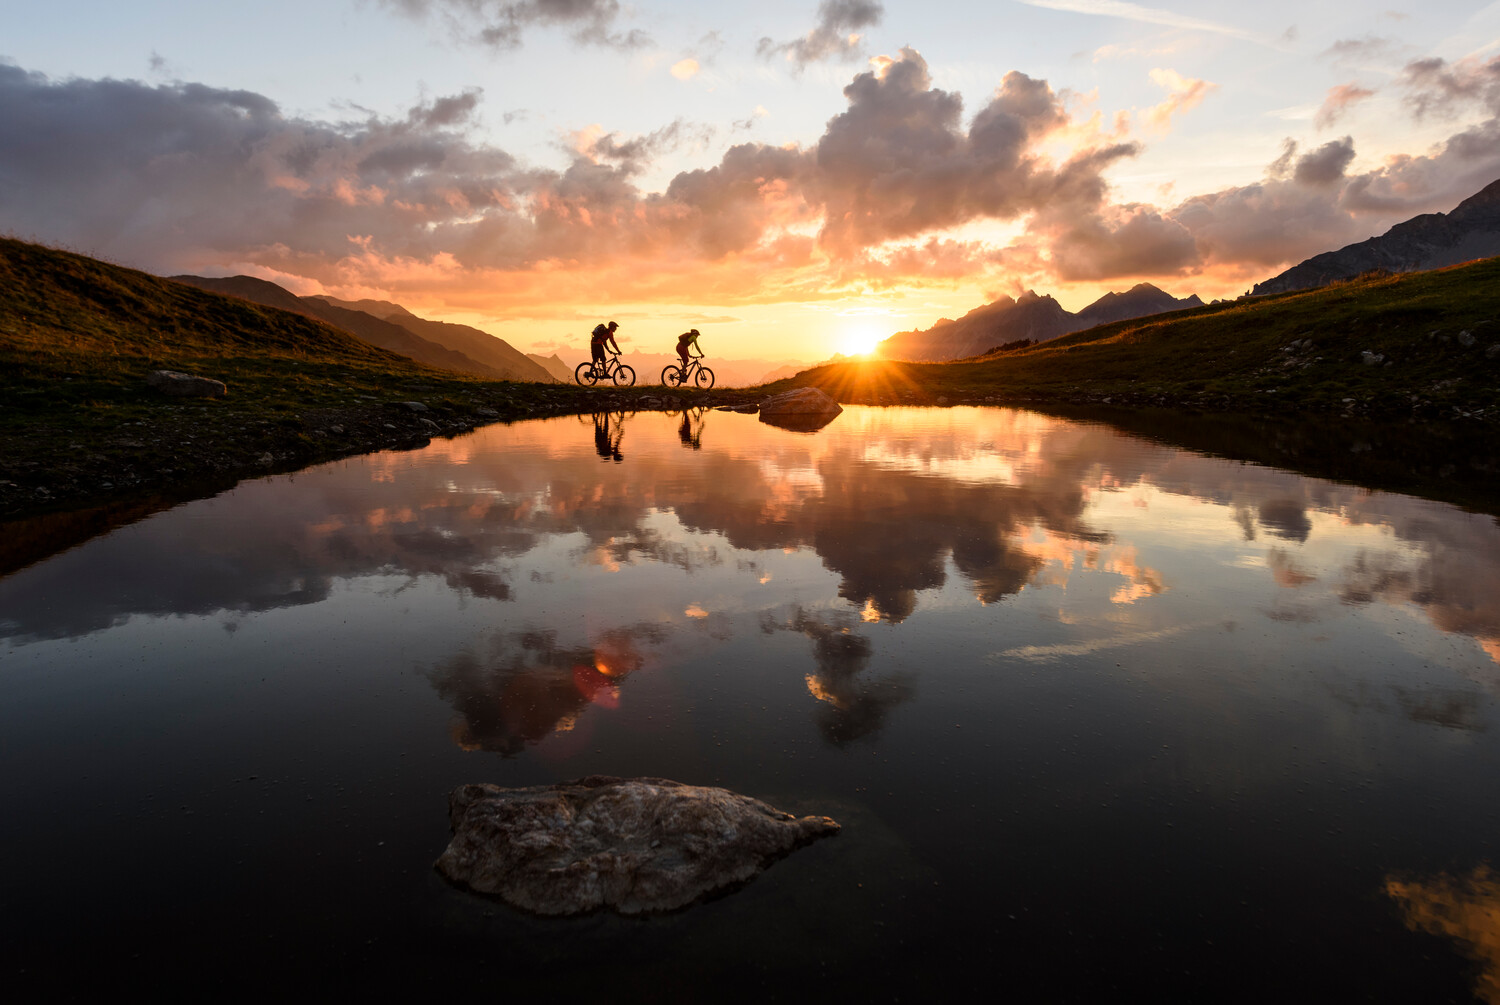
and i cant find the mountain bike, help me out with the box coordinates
[661,356,715,389]
[575,351,636,387]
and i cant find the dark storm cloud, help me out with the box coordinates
[758,0,884,67]
[381,0,649,51]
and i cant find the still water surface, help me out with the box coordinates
[4,406,1500,1000]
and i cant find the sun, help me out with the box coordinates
[837,320,887,357]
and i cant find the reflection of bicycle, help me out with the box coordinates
[576,351,636,387]
[661,357,715,389]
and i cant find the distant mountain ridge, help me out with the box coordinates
[1252,178,1500,296]
[879,283,1203,362]
[310,295,556,383]
[168,276,556,383]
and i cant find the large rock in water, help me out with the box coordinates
[434,776,840,915]
[758,387,843,431]
[146,369,227,398]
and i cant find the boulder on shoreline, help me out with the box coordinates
[434,775,840,915]
[145,369,227,398]
[758,387,842,431]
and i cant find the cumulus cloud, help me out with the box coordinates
[1402,55,1500,120]
[813,49,1138,255]
[758,0,883,67]
[7,37,1500,311]
[1314,83,1375,129]
[670,58,699,80]
[381,0,648,51]
[1038,201,1198,280]
[1292,136,1356,186]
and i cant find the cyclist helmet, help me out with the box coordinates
[607,321,618,330]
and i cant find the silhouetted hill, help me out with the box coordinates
[1074,283,1203,329]
[311,296,556,383]
[1253,178,1500,295]
[527,353,574,382]
[170,276,504,379]
[879,291,1080,361]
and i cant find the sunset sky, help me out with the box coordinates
[3,0,1500,361]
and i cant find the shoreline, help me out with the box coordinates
[5,376,1499,581]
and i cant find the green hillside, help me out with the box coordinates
[0,237,726,543]
[793,257,1500,422]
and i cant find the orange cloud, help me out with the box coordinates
[1143,69,1217,131]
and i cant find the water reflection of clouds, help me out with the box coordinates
[1387,866,1500,1004]
[5,408,1500,681]
[429,623,670,756]
[759,606,914,747]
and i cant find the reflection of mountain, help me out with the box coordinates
[430,625,666,755]
[762,607,914,746]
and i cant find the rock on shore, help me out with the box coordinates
[434,776,840,915]
[758,387,843,430]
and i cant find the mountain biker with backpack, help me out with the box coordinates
[591,321,621,373]
[676,328,703,368]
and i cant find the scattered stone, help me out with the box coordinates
[383,423,397,430]
[146,370,227,399]
[1458,330,1476,347]
[256,452,273,466]
[1361,351,1385,366]
[435,776,840,916]
[418,417,439,430]
[1487,344,1500,359]
[400,401,429,412]
[329,425,345,434]
[474,407,499,418]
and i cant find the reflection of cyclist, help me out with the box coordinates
[591,321,621,372]
[592,411,623,462]
[678,409,704,450]
[676,328,702,368]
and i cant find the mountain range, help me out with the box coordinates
[1252,178,1500,296]
[879,283,1204,362]
[170,275,560,383]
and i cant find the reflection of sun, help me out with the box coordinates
[837,321,887,357]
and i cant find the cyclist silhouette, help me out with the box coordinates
[591,321,621,372]
[676,328,702,368]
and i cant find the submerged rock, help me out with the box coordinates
[435,775,840,915]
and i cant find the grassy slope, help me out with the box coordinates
[0,238,749,548]
[789,258,1500,420]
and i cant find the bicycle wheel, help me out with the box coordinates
[612,364,636,387]
[661,365,685,387]
[575,361,599,386]
[693,365,715,389]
